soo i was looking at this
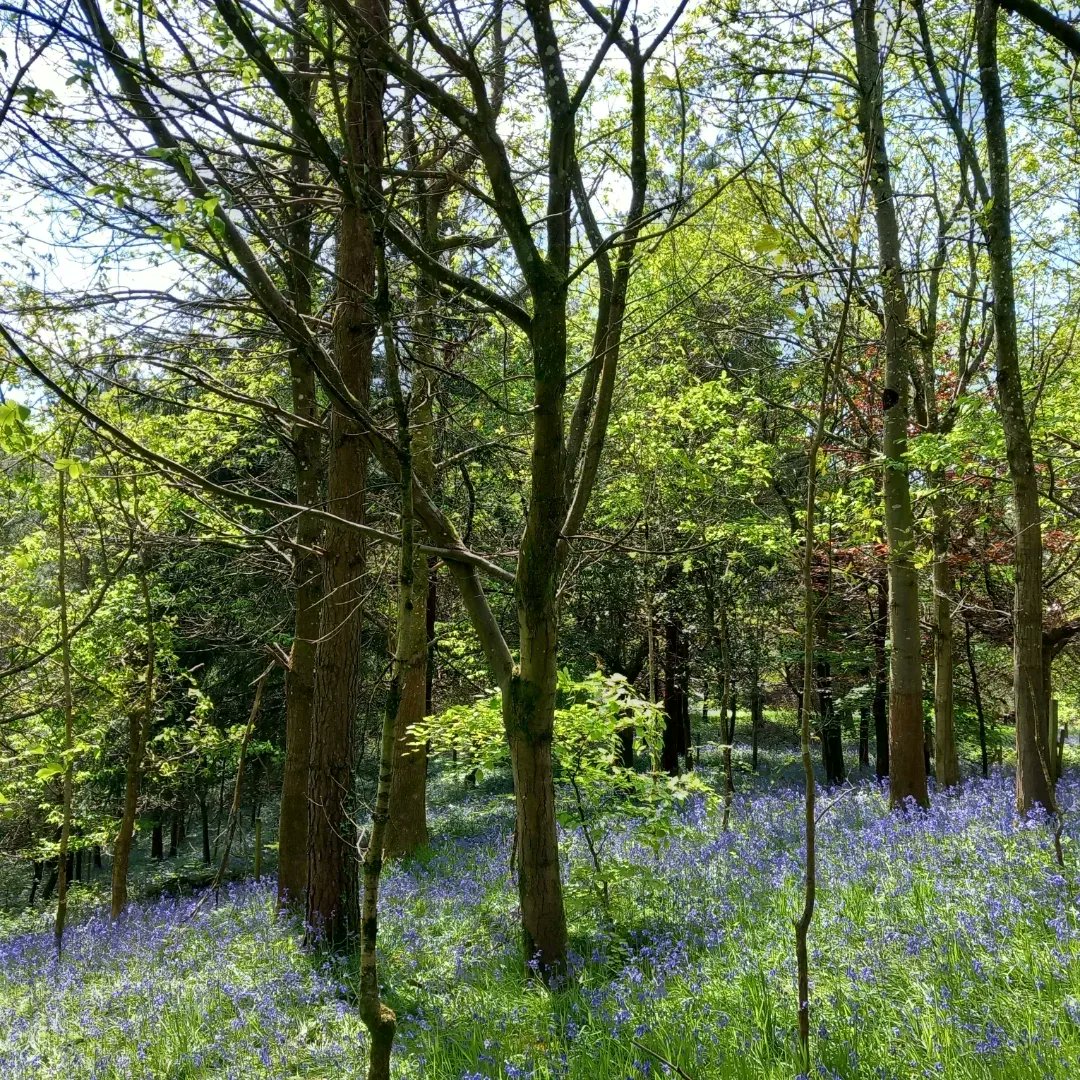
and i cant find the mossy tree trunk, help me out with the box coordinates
[976,0,1055,813]
[851,0,928,808]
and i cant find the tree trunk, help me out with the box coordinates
[716,591,736,830]
[306,34,382,944]
[816,657,845,785]
[751,683,762,771]
[502,284,571,979]
[702,567,736,822]
[112,564,154,919]
[852,0,928,808]
[54,468,75,958]
[680,640,692,767]
[278,0,322,910]
[977,0,1054,813]
[42,859,59,904]
[384,118,456,858]
[858,704,870,769]
[213,668,270,894]
[931,481,960,787]
[425,559,437,716]
[505,678,566,977]
[384,391,433,860]
[873,574,890,779]
[357,242,413,1080]
[151,817,164,861]
[199,793,211,865]
[215,770,225,857]
[29,861,43,905]
[662,613,683,776]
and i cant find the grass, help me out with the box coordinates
[1,735,1079,1079]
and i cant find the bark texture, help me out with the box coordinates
[306,27,382,943]
[278,0,322,908]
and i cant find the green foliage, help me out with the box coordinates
[416,671,714,913]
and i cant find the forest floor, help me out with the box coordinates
[1,729,1078,1079]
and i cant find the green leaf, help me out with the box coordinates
[54,458,84,479]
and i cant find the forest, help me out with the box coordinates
[1,0,1079,1076]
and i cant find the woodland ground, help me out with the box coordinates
[1,724,1079,1080]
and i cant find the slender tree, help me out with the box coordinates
[111,559,155,919]
[277,0,323,909]
[53,463,76,958]
[975,0,1055,812]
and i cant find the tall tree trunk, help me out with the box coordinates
[54,467,75,958]
[873,573,890,779]
[425,559,437,716]
[931,480,960,787]
[213,668,270,894]
[976,0,1054,813]
[858,703,870,769]
[384,383,434,858]
[306,28,383,943]
[680,635,692,767]
[383,512,431,859]
[751,681,762,772]
[278,0,322,910]
[502,281,571,978]
[851,0,928,808]
[357,241,416,1080]
[29,861,43,906]
[816,656,845,785]
[199,793,211,865]
[384,109,456,857]
[662,611,683,776]
[705,581,736,830]
[42,857,59,903]
[111,563,154,919]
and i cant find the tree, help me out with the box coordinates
[975,0,1055,812]
[850,0,928,808]
[276,0,323,910]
